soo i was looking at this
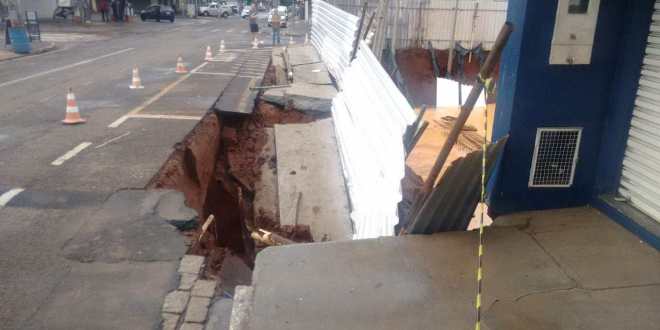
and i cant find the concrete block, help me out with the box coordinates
[205,298,234,330]
[179,273,198,291]
[181,322,205,330]
[192,280,217,298]
[179,255,205,274]
[184,297,211,323]
[162,290,190,314]
[275,120,352,241]
[161,313,180,330]
[229,286,254,330]
[262,84,337,113]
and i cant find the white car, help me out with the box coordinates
[241,7,251,18]
[199,2,232,17]
[267,6,288,27]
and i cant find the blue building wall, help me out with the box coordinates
[490,0,654,216]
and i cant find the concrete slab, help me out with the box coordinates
[253,128,278,221]
[532,209,660,289]
[214,76,259,114]
[247,228,574,330]
[205,298,233,330]
[62,189,187,263]
[286,44,322,66]
[484,286,660,330]
[262,84,337,113]
[274,119,352,241]
[26,261,178,330]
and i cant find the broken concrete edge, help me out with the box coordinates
[228,285,254,330]
[161,255,221,330]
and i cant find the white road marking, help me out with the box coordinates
[0,48,135,88]
[94,132,131,149]
[0,188,25,208]
[108,61,208,128]
[51,142,92,166]
[211,28,221,32]
[130,114,203,121]
[227,28,235,32]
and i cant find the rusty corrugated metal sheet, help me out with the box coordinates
[404,136,507,234]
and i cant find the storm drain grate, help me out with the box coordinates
[529,127,582,187]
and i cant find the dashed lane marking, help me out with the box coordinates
[94,132,131,149]
[51,142,92,166]
[108,61,208,128]
[0,48,135,88]
[0,188,25,208]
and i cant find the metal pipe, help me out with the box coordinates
[446,0,459,77]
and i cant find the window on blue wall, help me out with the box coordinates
[568,0,589,14]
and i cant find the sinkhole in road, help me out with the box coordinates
[148,73,325,277]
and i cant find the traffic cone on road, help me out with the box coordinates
[129,66,144,89]
[218,40,225,54]
[175,56,188,74]
[205,45,213,61]
[62,88,86,125]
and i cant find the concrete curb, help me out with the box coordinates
[0,42,57,62]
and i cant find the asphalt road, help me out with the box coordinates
[0,14,306,329]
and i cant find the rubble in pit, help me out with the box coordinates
[148,92,325,278]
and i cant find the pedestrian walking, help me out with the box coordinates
[99,0,110,22]
[271,8,281,45]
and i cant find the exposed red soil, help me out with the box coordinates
[148,69,325,275]
[396,48,500,107]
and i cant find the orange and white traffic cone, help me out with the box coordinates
[204,45,213,61]
[129,66,144,89]
[175,56,188,74]
[218,40,225,55]
[62,88,86,125]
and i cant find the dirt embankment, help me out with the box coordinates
[396,48,499,107]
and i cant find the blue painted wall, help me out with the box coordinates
[490,0,654,216]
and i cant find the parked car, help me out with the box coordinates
[267,6,288,27]
[140,5,175,22]
[240,6,251,18]
[227,1,238,13]
[199,2,232,17]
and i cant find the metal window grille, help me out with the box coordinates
[528,128,582,187]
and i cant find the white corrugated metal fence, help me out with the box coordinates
[619,0,660,224]
[311,0,417,238]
